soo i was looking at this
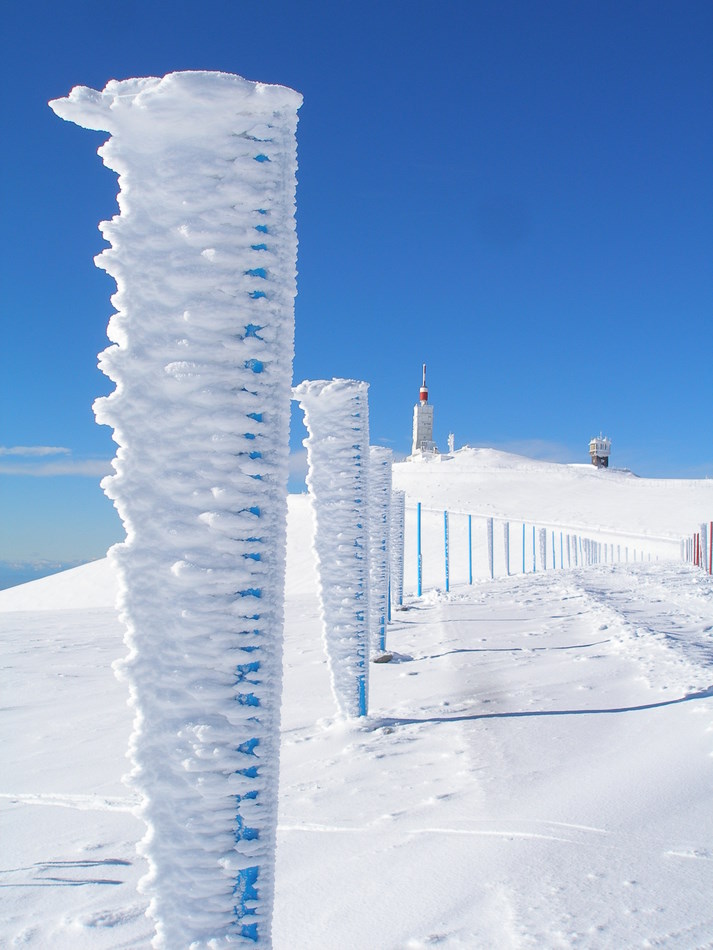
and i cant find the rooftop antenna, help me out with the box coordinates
[419,363,428,403]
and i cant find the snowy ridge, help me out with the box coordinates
[394,447,713,542]
[50,71,301,948]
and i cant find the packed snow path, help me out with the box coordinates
[277,561,713,949]
[2,543,712,947]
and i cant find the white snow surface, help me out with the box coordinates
[2,451,713,948]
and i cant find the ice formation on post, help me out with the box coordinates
[389,490,406,610]
[487,517,494,580]
[369,447,393,654]
[539,527,548,570]
[700,523,708,574]
[50,72,301,948]
[293,379,370,718]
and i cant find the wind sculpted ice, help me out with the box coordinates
[368,446,392,653]
[390,489,406,610]
[294,379,370,718]
[50,71,301,948]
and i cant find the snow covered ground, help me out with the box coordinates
[2,450,713,948]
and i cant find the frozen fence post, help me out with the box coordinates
[487,517,494,579]
[389,490,406,608]
[369,446,393,653]
[539,527,547,571]
[700,523,708,574]
[503,521,510,575]
[50,72,301,947]
[417,502,423,596]
[444,510,451,592]
[294,379,370,718]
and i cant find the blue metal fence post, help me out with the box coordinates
[417,502,422,597]
[468,514,473,584]
[532,525,536,573]
[444,510,450,592]
[522,522,526,574]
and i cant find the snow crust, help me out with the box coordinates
[294,379,371,718]
[2,456,713,948]
[50,70,301,948]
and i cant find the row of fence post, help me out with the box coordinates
[414,505,654,595]
[685,521,713,574]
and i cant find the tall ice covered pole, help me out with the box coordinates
[50,72,301,947]
[294,379,371,718]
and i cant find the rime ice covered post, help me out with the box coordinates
[50,72,301,948]
[294,379,371,718]
[487,517,494,579]
[369,447,393,654]
[390,490,406,610]
[700,523,708,573]
[539,528,548,570]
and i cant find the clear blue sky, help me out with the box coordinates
[1,0,711,574]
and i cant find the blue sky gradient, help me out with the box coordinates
[1,0,711,571]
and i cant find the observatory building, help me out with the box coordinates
[589,433,611,468]
[411,364,437,455]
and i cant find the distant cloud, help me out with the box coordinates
[0,458,112,477]
[0,445,71,457]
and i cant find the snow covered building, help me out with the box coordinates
[411,364,437,455]
[589,433,611,468]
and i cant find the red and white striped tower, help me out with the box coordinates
[411,363,436,455]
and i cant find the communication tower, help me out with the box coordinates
[411,364,437,455]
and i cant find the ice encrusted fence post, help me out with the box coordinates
[389,490,406,610]
[417,502,423,596]
[444,510,450,592]
[50,72,301,948]
[369,446,393,653]
[487,517,494,579]
[294,379,370,718]
[539,527,547,571]
[700,523,708,574]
